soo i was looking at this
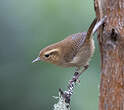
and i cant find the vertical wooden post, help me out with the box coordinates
[94,0,124,110]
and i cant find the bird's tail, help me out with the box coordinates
[86,16,106,40]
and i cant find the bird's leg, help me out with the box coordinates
[74,65,89,82]
[70,65,89,84]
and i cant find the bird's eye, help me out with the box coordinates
[44,54,50,58]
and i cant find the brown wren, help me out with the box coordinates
[32,17,106,74]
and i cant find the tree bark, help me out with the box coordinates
[94,0,124,110]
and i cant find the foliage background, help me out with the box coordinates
[0,0,101,110]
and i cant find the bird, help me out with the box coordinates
[32,17,106,75]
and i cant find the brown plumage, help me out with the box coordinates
[32,17,106,71]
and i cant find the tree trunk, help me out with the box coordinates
[94,0,124,110]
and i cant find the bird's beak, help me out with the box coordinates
[32,57,40,63]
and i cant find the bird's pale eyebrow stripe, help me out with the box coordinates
[44,49,59,55]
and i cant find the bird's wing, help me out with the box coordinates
[62,32,87,63]
[71,32,87,51]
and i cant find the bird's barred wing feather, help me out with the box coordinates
[63,32,87,63]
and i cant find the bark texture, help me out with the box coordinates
[94,0,124,110]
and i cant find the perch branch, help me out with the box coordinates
[53,66,88,110]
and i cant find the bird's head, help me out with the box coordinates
[32,45,61,65]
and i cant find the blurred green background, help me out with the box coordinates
[0,0,101,110]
